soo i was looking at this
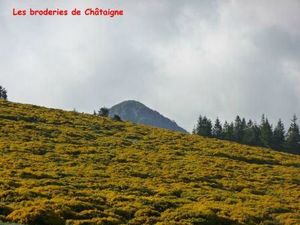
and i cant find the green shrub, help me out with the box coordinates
[0,205,13,216]
[6,206,65,225]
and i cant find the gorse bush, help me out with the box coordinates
[0,100,300,225]
[6,206,65,225]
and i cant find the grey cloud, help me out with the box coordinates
[0,0,300,131]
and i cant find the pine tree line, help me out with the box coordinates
[193,115,300,154]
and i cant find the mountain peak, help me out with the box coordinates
[114,100,146,107]
[109,100,187,133]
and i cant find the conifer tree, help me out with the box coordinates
[212,118,223,138]
[223,121,234,140]
[233,116,244,142]
[222,121,229,139]
[259,115,273,148]
[252,123,262,146]
[242,120,260,146]
[273,119,285,150]
[285,115,300,153]
[242,118,247,130]
[98,107,109,117]
[195,115,212,137]
[0,86,8,100]
[247,119,253,128]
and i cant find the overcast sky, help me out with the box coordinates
[1,0,300,131]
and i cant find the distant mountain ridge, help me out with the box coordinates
[109,100,187,133]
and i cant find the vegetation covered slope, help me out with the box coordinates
[0,100,300,225]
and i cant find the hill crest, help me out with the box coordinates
[0,100,299,225]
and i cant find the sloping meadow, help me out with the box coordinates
[0,100,299,225]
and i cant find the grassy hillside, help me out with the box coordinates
[0,100,299,225]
